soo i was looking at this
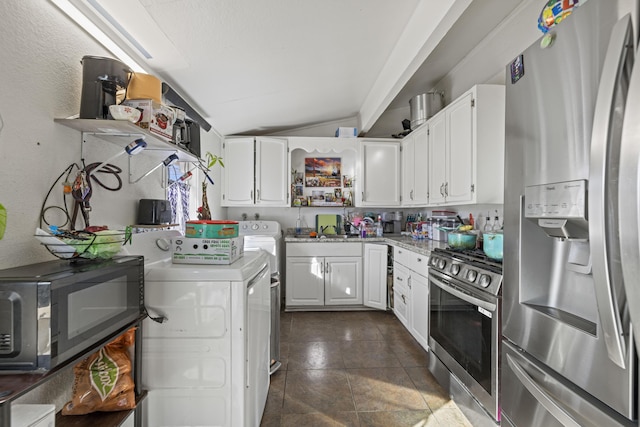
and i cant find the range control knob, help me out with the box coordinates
[450,264,460,275]
[430,257,438,267]
[466,269,478,282]
[479,274,491,288]
[251,223,259,230]
[437,259,446,269]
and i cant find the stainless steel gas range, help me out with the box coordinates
[428,248,502,427]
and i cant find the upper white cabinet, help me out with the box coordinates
[428,84,505,206]
[222,137,288,206]
[401,124,429,206]
[358,139,401,207]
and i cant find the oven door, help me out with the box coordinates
[428,269,501,421]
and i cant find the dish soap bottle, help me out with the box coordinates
[376,215,383,237]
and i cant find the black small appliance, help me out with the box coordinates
[137,199,171,225]
[79,56,132,120]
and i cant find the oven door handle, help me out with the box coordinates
[429,274,496,312]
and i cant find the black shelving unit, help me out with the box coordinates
[0,315,147,427]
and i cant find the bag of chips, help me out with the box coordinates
[62,328,137,415]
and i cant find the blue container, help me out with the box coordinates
[483,232,503,261]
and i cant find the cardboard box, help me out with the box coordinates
[185,220,239,238]
[122,99,175,141]
[171,236,244,264]
[335,127,357,138]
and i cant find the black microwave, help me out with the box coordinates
[0,256,144,371]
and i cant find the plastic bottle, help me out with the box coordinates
[125,138,147,155]
[360,223,367,238]
[469,213,475,228]
[295,217,301,236]
[376,215,383,237]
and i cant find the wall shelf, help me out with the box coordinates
[54,119,199,162]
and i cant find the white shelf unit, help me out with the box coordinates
[55,119,200,162]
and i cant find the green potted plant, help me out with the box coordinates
[197,153,224,220]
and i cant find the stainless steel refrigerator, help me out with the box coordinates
[502,0,637,425]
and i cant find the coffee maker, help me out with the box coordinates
[79,56,132,119]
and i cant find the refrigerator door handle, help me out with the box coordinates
[619,39,640,351]
[506,354,581,427]
[588,14,634,369]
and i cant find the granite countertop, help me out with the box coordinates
[284,233,447,257]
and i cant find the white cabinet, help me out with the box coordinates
[286,243,362,308]
[324,257,363,305]
[393,246,429,350]
[393,262,410,328]
[222,136,288,206]
[358,139,401,207]
[428,109,448,205]
[363,243,388,310]
[401,124,429,206]
[409,271,429,349]
[427,84,505,206]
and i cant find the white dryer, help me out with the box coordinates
[122,230,270,427]
[238,221,283,374]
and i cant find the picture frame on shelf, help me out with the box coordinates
[305,157,341,187]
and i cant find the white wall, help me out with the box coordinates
[0,0,224,272]
[0,0,223,410]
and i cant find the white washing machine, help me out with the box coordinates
[238,221,282,374]
[122,230,270,427]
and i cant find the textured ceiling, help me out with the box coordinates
[68,0,518,136]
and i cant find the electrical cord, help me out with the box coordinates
[40,163,79,229]
[40,161,124,230]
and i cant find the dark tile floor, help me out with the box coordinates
[260,310,472,427]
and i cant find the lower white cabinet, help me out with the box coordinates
[363,243,388,310]
[393,262,410,327]
[286,243,363,308]
[393,246,429,350]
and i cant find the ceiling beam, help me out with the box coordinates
[358,0,473,134]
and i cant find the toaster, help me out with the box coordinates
[137,199,171,225]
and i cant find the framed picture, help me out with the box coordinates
[343,175,353,188]
[334,188,342,199]
[305,157,341,187]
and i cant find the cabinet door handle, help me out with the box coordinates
[320,262,324,274]
[256,189,260,201]
[445,182,449,196]
[408,277,412,289]
[250,190,254,200]
[325,262,330,274]
[362,192,365,202]
[417,258,422,262]
[396,276,403,281]
[410,189,414,200]
[402,294,406,303]
[440,183,445,197]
